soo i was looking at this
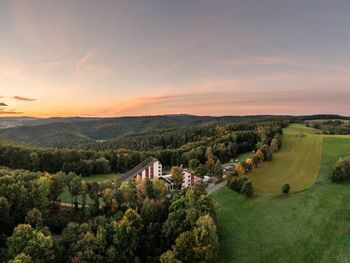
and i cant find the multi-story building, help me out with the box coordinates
[121,157,162,181]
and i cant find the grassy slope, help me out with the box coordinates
[248,124,323,195]
[212,126,350,263]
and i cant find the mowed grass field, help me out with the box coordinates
[248,124,323,195]
[212,126,350,262]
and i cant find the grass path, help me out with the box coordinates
[248,124,323,195]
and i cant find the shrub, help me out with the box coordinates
[227,176,254,197]
[332,157,350,182]
[282,183,290,194]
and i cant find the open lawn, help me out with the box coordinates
[212,127,350,262]
[248,124,323,195]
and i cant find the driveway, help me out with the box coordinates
[207,180,227,194]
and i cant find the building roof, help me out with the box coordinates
[121,156,158,181]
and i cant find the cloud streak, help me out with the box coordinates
[0,109,23,115]
[13,96,36,101]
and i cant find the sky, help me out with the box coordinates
[0,0,350,117]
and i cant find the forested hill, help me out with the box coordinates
[0,114,292,148]
[0,114,347,148]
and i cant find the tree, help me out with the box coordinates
[0,197,11,235]
[227,176,254,197]
[270,138,279,153]
[260,144,272,161]
[30,152,39,171]
[25,208,43,230]
[282,183,290,194]
[153,177,168,199]
[49,172,65,203]
[160,250,181,263]
[205,158,215,177]
[102,188,116,215]
[138,178,155,199]
[192,214,219,262]
[87,181,100,216]
[113,208,143,262]
[213,160,223,179]
[7,224,54,263]
[252,155,259,168]
[241,161,251,172]
[69,176,84,208]
[94,157,111,174]
[189,159,201,172]
[241,180,254,197]
[9,253,32,263]
[171,166,183,189]
[171,231,194,263]
[255,149,265,162]
[235,163,246,176]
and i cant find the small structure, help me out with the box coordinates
[161,169,201,189]
[121,157,162,181]
[182,170,201,188]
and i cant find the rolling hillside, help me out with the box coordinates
[0,114,291,148]
[212,125,350,262]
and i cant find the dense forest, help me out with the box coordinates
[0,168,218,262]
[0,115,293,148]
[0,120,286,176]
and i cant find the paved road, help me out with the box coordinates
[207,180,227,194]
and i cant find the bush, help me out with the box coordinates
[227,176,254,197]
[332,157,350,182]
[282,183,290,194]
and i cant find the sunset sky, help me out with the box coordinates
[1,0,350,117]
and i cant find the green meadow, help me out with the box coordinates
[212,125,350,262]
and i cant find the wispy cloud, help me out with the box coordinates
[0,109,23,115]
[13,96,36,101]
[0,103,8,106]
[72,50,111,88]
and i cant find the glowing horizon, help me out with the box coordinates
[1,0,350,117]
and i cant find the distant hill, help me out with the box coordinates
[0,114,347,148]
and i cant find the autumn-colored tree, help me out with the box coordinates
[171,166,184,189]
[7,224,54,263]
[235,163,246,175]
[246,158,254,168]
[205,158,215,177]
[192,214,219,262]
[255,149,265,162]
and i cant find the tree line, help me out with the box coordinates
[226,127,283,196]
[0,121,287,178]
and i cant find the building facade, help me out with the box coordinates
[182,170,201,188]
[122,157,162,181]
